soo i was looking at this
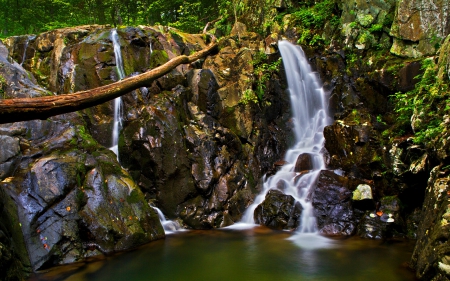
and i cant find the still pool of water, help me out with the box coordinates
[30,227,417,281]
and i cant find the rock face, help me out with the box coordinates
[312,170,357,236]
[254,189,302,230]
[3,0,449,276]
[0,185,30,280]
[1,22,292,273]
[411,168,450,280]
[0,119,164,271]
[390,0,450,57]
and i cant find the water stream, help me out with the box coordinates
[235,41,333,249]
[152,206,183,234]
[110,29,125,161]
[20,35,35,66]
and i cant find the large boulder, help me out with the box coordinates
[0,120,164,271]
[324,110,385,180]
[254,189,302,230]
[390,0,450,57]
[312,170,357,236]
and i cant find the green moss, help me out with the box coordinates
[0,74,6,98]
[97,157,123,177]
[126,189,141,204]
[74,125,98,151]
[149,50,169,68]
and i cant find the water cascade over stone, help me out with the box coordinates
[20,35,35,66]
[110,29,125,161]
[238,41,333,248]
[152,207,182,234]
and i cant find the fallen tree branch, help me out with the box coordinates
[0,41,218,124]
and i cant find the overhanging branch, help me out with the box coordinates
[0,42,218,124]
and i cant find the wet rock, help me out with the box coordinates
[294,153,313,172]
[0,41,49,98]
[225,187,254,226]
[0,135,21,180]
[312,170,356,236]
[254,189,302,230]
[121,94,196,217]
[0,113,165,271]
[187,69,221,119]
[351,184,375,211]
[411,167,450,280]
[0,185,30,280]
[357,211,385,239]
[398,61,422,92]
[11,148,164,271]
[352,184,373,200]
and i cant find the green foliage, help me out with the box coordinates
[368,23,383,33]
[291,0,340,47]
[292,0,338,29]
[376,115,387,125]
[0,0,221,36]
[252,53,282,100]
[240,89,258,105]
[169,2,214,33]
[391,58,450,144]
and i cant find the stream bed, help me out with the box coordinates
[30,227,417,281]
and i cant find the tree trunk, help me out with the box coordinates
[0,42,218,124]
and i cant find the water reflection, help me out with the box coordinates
[30,227,416,281]
[288,232,337,250]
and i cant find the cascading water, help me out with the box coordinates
[152,206,183,234]
[20,35,35,66]
[237,40,334,248]
[110,29,125,161]
[147,38,181,234]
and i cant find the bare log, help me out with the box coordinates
[0,42,218,124]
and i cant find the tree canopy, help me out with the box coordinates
[0,0,223,37]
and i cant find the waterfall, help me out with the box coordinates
[110,29,125,161]
[20,35,35,66]
[152,206,183,234]
[236,41,333,248]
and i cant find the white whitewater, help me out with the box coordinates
[110,29,125,161]
[234,41,334,248]
[152,206,183,234]
[20,35,35,66]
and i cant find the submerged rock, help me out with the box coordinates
[254,189,302,230]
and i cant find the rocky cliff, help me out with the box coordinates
[0,24,291,274]
[1,0,450,279]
